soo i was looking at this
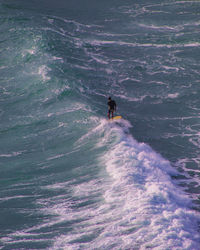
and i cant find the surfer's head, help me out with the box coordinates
[108,96,111,100]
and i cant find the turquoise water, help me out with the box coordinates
[1,0,200,249]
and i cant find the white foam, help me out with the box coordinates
[91,54,109,65]
[88,39,200,49]
[38,65,51,81]
[0,151,25,158]
[168,93,179,99]
[5,119,198,249]
[50,118,200,249]
[22,47,36,56]
[162,65,180,72]
[46,102,90,118]
[99,121,200,248]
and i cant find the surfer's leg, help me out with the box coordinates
[108,110,110,119]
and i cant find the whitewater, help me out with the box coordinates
[1,0,200,249]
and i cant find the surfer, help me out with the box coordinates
[107,96,116,119]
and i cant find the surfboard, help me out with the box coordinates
[111,116,122,120]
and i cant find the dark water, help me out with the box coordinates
[1,0,200,249]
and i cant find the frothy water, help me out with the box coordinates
[1,0,200,249]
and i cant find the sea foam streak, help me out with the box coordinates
[101,119,200,249]
[52,118,200,249]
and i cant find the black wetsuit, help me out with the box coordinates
[108,99,116,118]
[108,100,116,111]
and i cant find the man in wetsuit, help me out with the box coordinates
[107,96,116,119]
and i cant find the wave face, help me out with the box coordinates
[1,0,200,249]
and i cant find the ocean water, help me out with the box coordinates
[1,0,200,249]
